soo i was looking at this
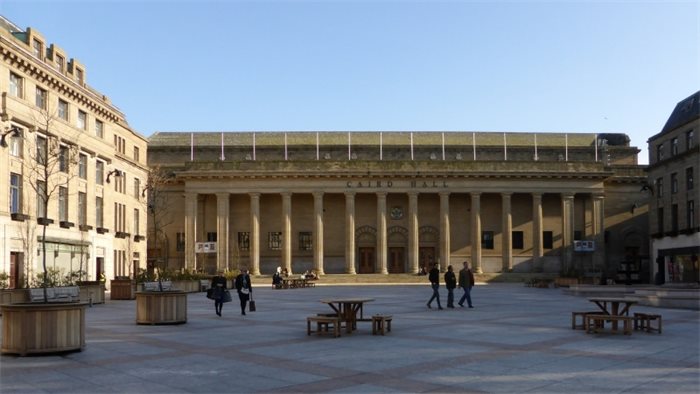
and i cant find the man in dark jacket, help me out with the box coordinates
[445,265,457,308]
[458,261,475,308]
[235,268,253,315]
[426,263,443,310]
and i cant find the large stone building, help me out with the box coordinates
[647,90,700,284]
[0,17,149,288]
[148,130,649,281]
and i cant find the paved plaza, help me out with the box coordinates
[1,283,699,393]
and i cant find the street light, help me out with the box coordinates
[106,169,123,183]
[0,127,20,147]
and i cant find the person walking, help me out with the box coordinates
[235,267,253,315]
[426,263,443,310]
[272,266,283,289]
[458,260,475,308]
[445,265,457,308]
[211,270,227,316]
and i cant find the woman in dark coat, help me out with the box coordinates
[235,268,253,315]
[445,265,457,308]
[211,271,227,316]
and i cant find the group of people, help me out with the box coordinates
[427,261,475,309]
[210,268,253,317]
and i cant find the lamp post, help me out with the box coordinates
[106,169,123,183]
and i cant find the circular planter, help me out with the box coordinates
[135,290,187,325]
[1,302,87,356]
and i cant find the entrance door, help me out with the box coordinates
[388,247,405,273]
[96,257,104,281]
[359,247,375,274]
[419,247,435,270]
[10,252,22,289]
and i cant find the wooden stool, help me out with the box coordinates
[586,314,633,335]
[307,316,341,337]
[634,313,662,334]
[371,314,393,335]
[571,311,603,330]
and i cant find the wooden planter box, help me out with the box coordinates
[1,302,87,356]
[554,277,580,287]
[0,289,29,314]
[111,279,136,300]
[77,282,105,304]
[171,280,200,293]
[135,291,187,325]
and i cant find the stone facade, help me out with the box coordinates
[148,131,650,281]
[647,91,700,284]
[0,17,148,289]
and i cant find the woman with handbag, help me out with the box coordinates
[235,267,253,315]
[211,271,227,316]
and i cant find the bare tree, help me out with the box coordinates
[143,165,175,287]
[23,110,80,302]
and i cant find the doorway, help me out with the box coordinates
[10,252,22,288]
[359,247,375,273]
[388,247,405,273]
[96,257,104,281]
[419,247,436,270]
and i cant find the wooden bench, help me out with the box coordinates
[571,311,604,330]
[586,314,633,335]
[29,286,80,303]
[143,281,173,291]
[634,312,662,334]
[307,316,341,337]
[371,314,393,335]
[199,280,210,292]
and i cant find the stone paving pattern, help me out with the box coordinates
[1,283,699,393]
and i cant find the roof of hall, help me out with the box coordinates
[652,90,700,139]
[149,131,607,148]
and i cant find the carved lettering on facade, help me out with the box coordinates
[345,180,448,189]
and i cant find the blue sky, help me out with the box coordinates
[2,0,699,164]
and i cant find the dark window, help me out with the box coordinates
[481,231,494,250]
[671,137,679,156]
[687,167,694,190]
[176,232,185,252]
[657,208,664,234]
[512,231,524,249]
[688,201,695,229]
[657,177,664,198]
[687,129,695,150]
[59,146,69,172]
[268,232,282,250]
[206,232,217,242]
[10,173,21,214]
[299,232,312,251]
[78,153,87,179]
[656,143,665,162]
[96,197,103,228]
[543,231,553,249]
[238,232,250,251]
[574,230,582,240]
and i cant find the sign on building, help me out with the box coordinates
[574,240,595,252]
[195,242,217,253]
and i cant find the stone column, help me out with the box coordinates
[345,192,356,274]
[184,192,197,270]
[440,192,451,271]
[561,193,575,273]
[282,192,292,275]
[532,193,543,272]
[408,192,419,274]
[216,192,230,272]
[376,192,388,274]
[313,191,325,275]
[249,193,260,275]
[470,192,482,273]
[592,193,606,272]
[502,192,513,272]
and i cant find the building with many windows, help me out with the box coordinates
[148,130,649,281]
[647,90,700,284]
[0,17,148,288]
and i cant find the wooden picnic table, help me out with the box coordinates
[587,297,638,331]
[320,298,374,334]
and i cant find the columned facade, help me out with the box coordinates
[152,131,649,280]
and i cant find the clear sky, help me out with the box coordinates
[2,0,699,164]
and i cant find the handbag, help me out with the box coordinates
[222,290,232,303]
[248,293,256,312]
